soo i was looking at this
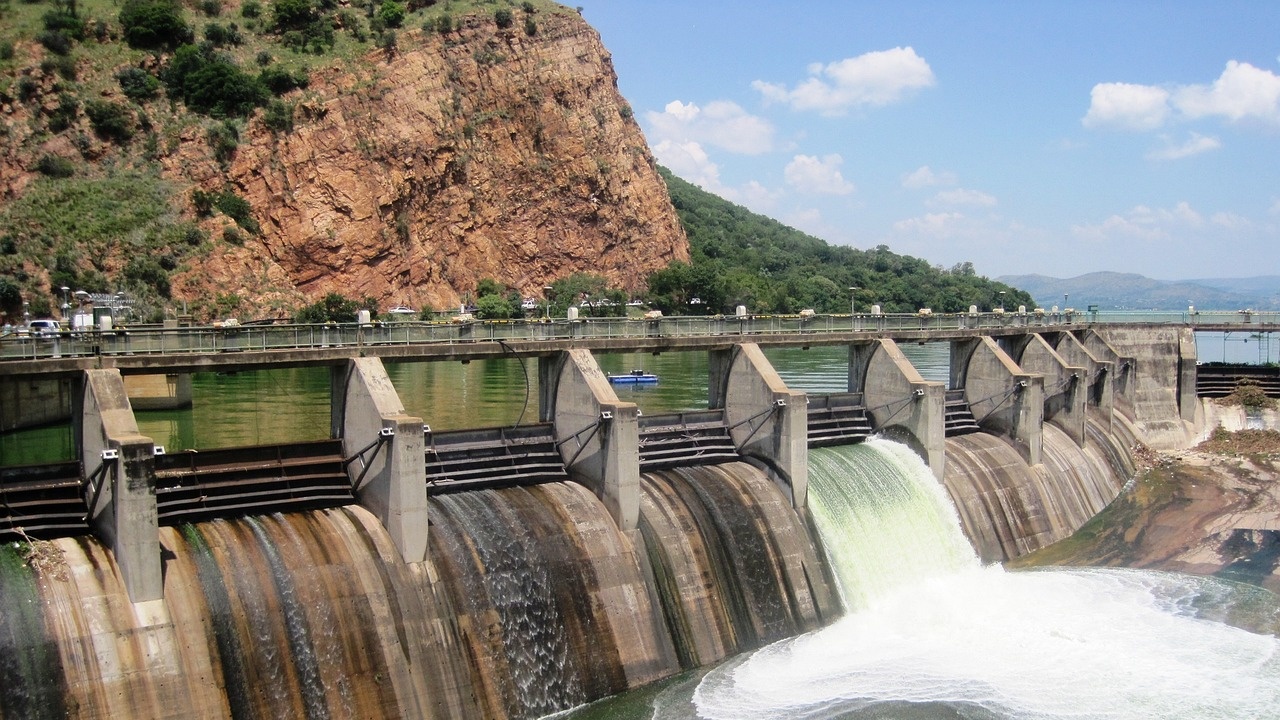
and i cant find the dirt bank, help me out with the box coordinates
[1009,429,1280,593]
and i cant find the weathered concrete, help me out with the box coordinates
[1178,328,1198,424]
[851,339,946,479]
[709,343,808,508]
[1053,332,1115,434]
[78,369,161,602]
[1017,335,1086,447]
[1092,327,1192,449]
[1081,330,1137,421]
[122,373,193,411]
[0,376,72,431]
[335,357,428,564]
[545,349,640,531]
[953,337,1043,466]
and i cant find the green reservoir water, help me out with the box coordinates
[1,342,950,466]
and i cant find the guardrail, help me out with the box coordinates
[1,310,1276,363]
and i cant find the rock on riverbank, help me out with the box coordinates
[1009,429,1280,595]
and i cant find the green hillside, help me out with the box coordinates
[646,168,1032,315]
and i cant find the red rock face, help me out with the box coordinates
[169,12,688,315]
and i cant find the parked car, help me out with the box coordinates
[27,319,61,337]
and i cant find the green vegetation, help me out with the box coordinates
[0,0,1028,325]
[0,172,204,322]
[119,0,193,50]
[650,168,1032,315]
[295,292,358,323]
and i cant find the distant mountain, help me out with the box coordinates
[996,272,1280,312]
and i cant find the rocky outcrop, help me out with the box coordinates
[167,10,688,314]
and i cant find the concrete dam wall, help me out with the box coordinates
[0,462,836,719]
[1,327,1194,719]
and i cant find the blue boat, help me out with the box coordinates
[608,369,658,384]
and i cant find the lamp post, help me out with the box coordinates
[60,286,70,323]
[543,285,553,320]
[998,290,1006,313]
[849,286,859,330]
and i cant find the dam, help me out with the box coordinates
[1,319,1278,718]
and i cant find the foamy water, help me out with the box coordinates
[687,440,1280,720]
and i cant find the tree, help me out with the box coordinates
[475,294,515,320]
[119,0,192,50]
[377,0,405,28]
[0,280,21,317]
[296,293,358,323]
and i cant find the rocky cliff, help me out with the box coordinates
[1,5,688,317]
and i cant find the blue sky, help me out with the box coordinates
[582,2,1280,282]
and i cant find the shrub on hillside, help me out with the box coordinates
[119,0,193,50]
[84,99,135,143]
[271,0,316,30]
[35,154,76,178]
[377,0,404,28]
[163,44,268,117]
[205,120,238,163]
[494,8,512,28]
[258,65,308,94]
[45,93,80,133]
[262,99,294,133]
[211,190,258,234]
[117,67,161,100]
[124,256,171,297]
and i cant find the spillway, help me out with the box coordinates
[688,439,1280,719]
[0,461,832,719]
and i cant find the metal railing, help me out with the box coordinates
[1,310,1276,363]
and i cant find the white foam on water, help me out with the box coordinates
[691,439,1280,720]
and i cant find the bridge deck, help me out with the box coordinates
[3,312,1275,379]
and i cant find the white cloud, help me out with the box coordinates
[1145,132,1222,160]
[1082,82,1171,130]
[1210,211,1251,230]
[731,181,782,212]
[645,100,774,155]
[901,165,956,189]
[1174,61,1280,124]
[892,211,966,238]
[1072,202,1204,243]
[783,154,856,195]
[929,188,997,208]
[649,139,781,214]
[651,139,723,191]
[1083,60,1280,131]
[753,47,935,115]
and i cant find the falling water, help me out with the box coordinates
[684,438,1280,720]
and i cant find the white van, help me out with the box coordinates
[28,319,61,336]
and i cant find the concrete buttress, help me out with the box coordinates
[335,357,428,564]
[544,349,640,531]
[78,369,162,602]
[851,339,946,479]
[709,343,808,508]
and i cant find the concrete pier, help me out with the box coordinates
[78,369,161,602]
[850,339,946,479]
[333,357,428,564]
[1053,332,1114,433]
[543,349,640,531]
[1016,335,1086,447]
[952,337,1043,466]
[709,343,808,507]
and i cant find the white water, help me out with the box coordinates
[686,439,1280,720]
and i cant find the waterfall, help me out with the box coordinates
[807,440,976,610]
[689,439,1280,720]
